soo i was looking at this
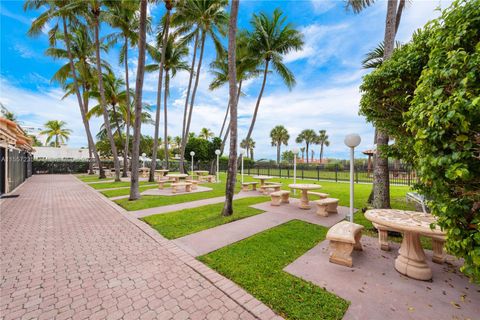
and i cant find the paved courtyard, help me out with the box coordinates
[0,175,280,320]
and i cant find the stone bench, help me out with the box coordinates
[373,222,446,264]
[241,182,258,191]
[313,198,339,217]
[185,179,199,190]
[270,190,290,206]
[171,182,192,194]
[307,191,330,199]
[205,175,216,183]
[158,179,175,189]
[259,183,282,195]
[326,221,364,267]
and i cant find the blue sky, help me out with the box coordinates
[0,0,453,160]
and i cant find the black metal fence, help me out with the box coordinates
[6,149,33,192]
[32,160,114,174]
[218,162,415,186]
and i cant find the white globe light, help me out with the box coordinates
[215,149,221,155]
[190,151,195,156]
[292,146,299,154]
[344,133,361,148]
[141,153,146,157]
[240,148,246,156]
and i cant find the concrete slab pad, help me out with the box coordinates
[284,236,480,320]
[141,186,213,196]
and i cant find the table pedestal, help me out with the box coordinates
[394,232,432,280]
[299,190,311,209]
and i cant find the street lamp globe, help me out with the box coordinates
[190,151,195,157]
[344,133,361,148]
[215,149,221,156]
[141,152,146,157]
[292,146,299,154]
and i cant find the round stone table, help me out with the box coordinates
[365,209,445,281]
[155,169,169,181]
[252,175,273,186]
[166,173,189,182]
[288,184,322,209]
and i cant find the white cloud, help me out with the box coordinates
[13,43,36,58]
[310,0,337,14]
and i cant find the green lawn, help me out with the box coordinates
[100,184,159,198]
[76,174,114,183]
[199,220,349,320]
[89,180,156,190]
[143,196,268,239]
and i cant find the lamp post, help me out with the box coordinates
[344,133,361,223]
[141,152,146,168]
[215,149,221,183]
[240,148,245,184]
[292,146,299,195]
[190,151,195,177]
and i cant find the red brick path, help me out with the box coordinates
[1,175,280,320]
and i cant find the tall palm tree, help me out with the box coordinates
[84,0,121,181]
[240,137,255,160]
[41,120,72,147]
[25,0,106,178]
[172,0,229,173]
[347,0,406,209]
[222,0,240,217]
[295,129,317,164]
[199,127,214,140]
[300,147,305,161]
[317,129,330,162]
[270,125,289,164]
[146,33,189,169]
[104,0,143,177]
[243,8,303,143]
[149,0,174,181]
[129,0,148,200]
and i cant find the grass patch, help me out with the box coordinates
[143,196,268,239]
[89,180,155,190]
[100,185,159,198]
[76,175,113,183]
[199,220,349,320]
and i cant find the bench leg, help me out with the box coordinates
[327,203,338,214]
[252,184,257,191]
[432,239,445,264]
[281,193,290,204]
[378,228,390,251]
[354,231,363,251]
[172,186,177,194]
[270,196,281,206]
[329,241,354,267]
[158,183,164,190]
[316,205,329,217]
[186,185,192,192]
[242,185,249,192]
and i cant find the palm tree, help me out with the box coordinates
[222,0,240,217]
[295,129,317,164]
[270,125,289,164]
[129,0,148,200]
[25,0,106,178]
[300,147,305,161]
[84,0,121,182]
[149,0,174,181]
[240,138,255,160]
[41,120,72,147]
[362,41,402,69]
[146,33,189,169]
[317,129,330,162]
[172,0,229,173]
[104,0,142,177]
[347,0,406,209]
[243,8,303,143]
[199,127,214,140]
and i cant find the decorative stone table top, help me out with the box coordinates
[288,184,322,191]
[365,209,445,236]
[166,173,189,179]
[194,170,209,175]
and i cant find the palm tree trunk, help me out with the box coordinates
[277,144,280,164]
[93,17,121,182]
[181,31,206,172]
[129,0,147,200]
[82,85,94,175]
[61,16,104,179]
[164,70,170,168]
[245,59,269,142]
[306,143,309,164]
[222,0,240,217]
[123,35,131,177]
[373,0,397,209]
[219,101,230,137]
[149,9,171,182]
[179,32,199,173]
[320,143,324,162]
[220,80,242,153]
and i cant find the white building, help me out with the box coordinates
[34,146,91,160]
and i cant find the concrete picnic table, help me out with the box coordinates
[252,175,273,187]
[194,170,209,181]
[365,209,446,281]
[155,169,169,180]
[288,183,322,209]
[165,173,189,183]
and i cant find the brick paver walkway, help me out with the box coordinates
[1,175,280,320]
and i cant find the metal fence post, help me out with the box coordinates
[287,166,290,178]
[355,166,359,184]
[317,166,320,181]
[335,164,338,182]
[302,166,304,180]
[279,166,282,178]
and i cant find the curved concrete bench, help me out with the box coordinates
[314,198,339,217]
[327,221,364,267]
[158,179,175,189]
[270,190,290,206]
[260,183,282,195]
[241,182,258,191]
[171,182,192,194]
[307,191,330,199]
[185,179,199,190]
